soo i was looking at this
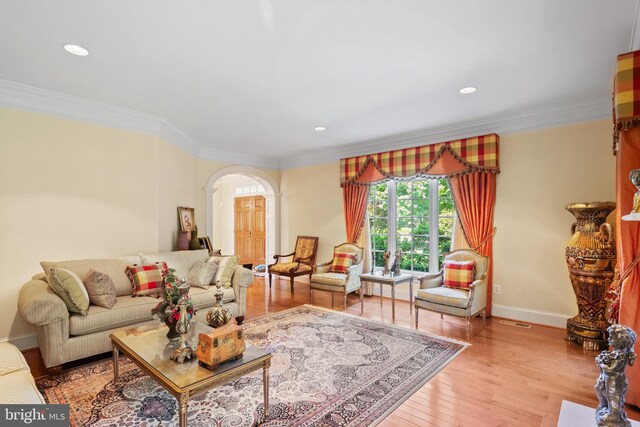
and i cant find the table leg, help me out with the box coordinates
[263,361,270,423]
[112,344,119,383]
[409,278,413,314]
[391,284,396,322]
[360,282,364,315]
[179,392,189,427]
[379,283,383,307]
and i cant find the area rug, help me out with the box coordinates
[37,305,467,426]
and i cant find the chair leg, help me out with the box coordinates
[482,309,486,328]
[415,305,419,328]
[310,288,313,304]
[331,293,334,308]
[440,314,443,320]
[268,273,272,289]
[290,276,295,293]
[344,292,347,310]
[466,316,471,340]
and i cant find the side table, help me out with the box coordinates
[359,272,414,322]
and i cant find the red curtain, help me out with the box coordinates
[449,172,497,316]
[616,127,640,406]
[343,184,370,243]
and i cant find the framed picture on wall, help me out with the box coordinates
[199,236,213,252]
[178,206,196,232]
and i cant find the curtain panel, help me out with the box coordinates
[343,184,370,243]
[613,50,640,406]
[340,133,499,186]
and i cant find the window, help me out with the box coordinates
[368,178,455,273]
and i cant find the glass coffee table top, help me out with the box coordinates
[110,321,268,390]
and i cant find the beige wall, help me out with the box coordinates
[0,107,199,344]
[492,119,615,323]
[280,162,345,262]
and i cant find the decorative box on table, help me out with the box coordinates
[195,324,246,370]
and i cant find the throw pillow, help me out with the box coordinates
[442,260,476,289]
[187,259,219,289]
[330,252,357,274]
[84,270,117,309]
[207,255,238,288]
[47,268,90,315]
[125,262,168,297]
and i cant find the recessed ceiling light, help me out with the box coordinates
[314,126,326,131]
[459,86,477,94]
[63,44,89,56]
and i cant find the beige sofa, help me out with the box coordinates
[0,342,45,403]
[18,249,253,370]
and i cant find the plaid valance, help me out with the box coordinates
[613,50,640,154]
[340,133,499,186]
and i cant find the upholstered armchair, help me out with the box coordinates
[414,249,488,337]
[310,242,364,309]
[268,236,319,292]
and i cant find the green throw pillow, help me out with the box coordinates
[48,267,90,315]
[207,255,238,288]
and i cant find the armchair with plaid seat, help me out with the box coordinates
[268,236,319,292]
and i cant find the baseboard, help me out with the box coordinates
[0,333,38,350]
[492,304,570,328]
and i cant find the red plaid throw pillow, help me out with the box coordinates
[330,252,357,274]
[126,262,168,297]
[442,260,475,289]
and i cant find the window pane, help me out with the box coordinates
[397,217,412,233]
[400,255,413,270]
[438,238,451,267]
[373,234,388,250]
[374,251,386,267]
[397,198,412,217]
[438,217,454,236]
[413,198,429,216]
[413,217,429,235]
[374,218,388,234]
[413,235,428,253]
[397,234,413,252]
[438,179,455,214]
[397,182,411,199]
[413,254,429,272]
[413,180,429,199]
[375,202,388,218]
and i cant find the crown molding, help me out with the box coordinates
[282,97,611,169]
[198,146,280,170]
[0,79,166,134]
[0,79,611,171]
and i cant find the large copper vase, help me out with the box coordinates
[565,202,616,351]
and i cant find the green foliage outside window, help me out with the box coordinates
[368,178,456,273]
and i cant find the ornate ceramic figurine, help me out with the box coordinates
[631,169,640,214]
[595,324,637,427]
[383,250,391,275]
[206,280,233,328]
[390,250,402,276]
[170,281,195,363]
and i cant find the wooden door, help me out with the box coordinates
[234,195,266,265]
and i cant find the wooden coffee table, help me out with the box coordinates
[359,272,415,322]
[110,321,272,427]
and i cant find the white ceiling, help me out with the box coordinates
[0,0,638,168]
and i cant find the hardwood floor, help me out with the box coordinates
[23,275,640,426]
[252,277,640,426]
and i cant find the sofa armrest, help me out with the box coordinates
[419,270,443,289]
[18,280,69,326]
[231,266,253,318]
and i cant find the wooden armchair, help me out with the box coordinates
[268,236,319,292]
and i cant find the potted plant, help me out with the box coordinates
[151,268,196,339]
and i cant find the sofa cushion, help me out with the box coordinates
[270,262,312,274]
[189,286,235,311]
[84,270,117,309]
[0,370,45,404]
[126,263,167,297]
[0,342,30,376]
[310,272,347,287]
[416,287,470,308]
[187,259,218,289]
[209,255,238,288]
[41,258,136,297]
[69,295,159,336]
[141,250,209,281]
[47,268,90,315]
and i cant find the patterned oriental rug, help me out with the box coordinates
[37,305,467,426]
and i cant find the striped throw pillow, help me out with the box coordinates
[443,260,476,289]
[126,262,168,297]
[330,252,357,274]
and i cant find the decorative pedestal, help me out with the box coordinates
[565,202,616,351]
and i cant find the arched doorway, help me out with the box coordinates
[204,166,280,264]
